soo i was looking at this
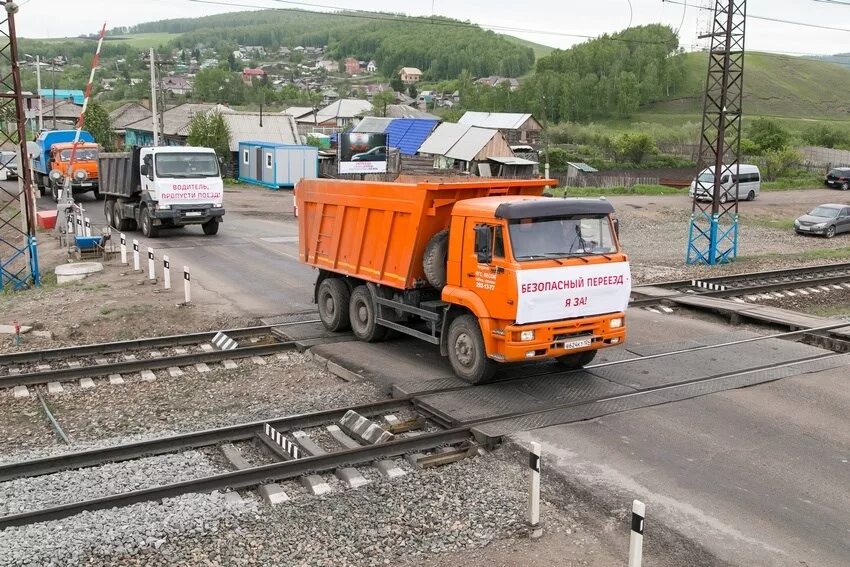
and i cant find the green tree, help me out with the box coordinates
[612,133,656,164]
[390,74,404,93]
[407,84,418,99]
[82,102,115,151]
[748,118,790,154]
[372,90,395,117]
[187,110,232,167]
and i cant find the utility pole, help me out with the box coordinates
[149,48,159,145]
[35,54,42,131]
[50,59,56,129]
[157,57,166,145]
[686,0,747,265]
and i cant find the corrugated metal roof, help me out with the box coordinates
[352,116,394,134]
[385,118,439,156]
[488,156,538,165]
[567,162,598,173]
[459,111,534,130]
[418,122,471,156]
[445,127,498,161]
[109,102,152,130]
[282,106,314,119]
[124,103,224,136]
[385,105,439,120]
[314,98,373,121]
[222,113,299,151]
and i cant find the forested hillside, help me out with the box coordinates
[123,10,534,80]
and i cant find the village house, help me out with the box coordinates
[344,57,360,75]
[242,67,266,85]
[316,59,337,73]
[458,111,543,146]
[399,67,422,85]
[109,102,153,147]
[475,76,520,91]
[366,60,377,72]
[162,75,193,96]
[418,122,515,174]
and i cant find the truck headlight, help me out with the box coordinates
[158,204,170,210]
[520,330,535,341]
[610,317,623,328]
[73,169,87,181]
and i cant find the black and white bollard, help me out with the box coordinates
[132,239,140,271]
[528,441,542,538]
[629,499,645,567]
[119,233,127,265]
[147,247,155,281]
[163,255,171,290]
[84,217,92,237]
[183,266,191,304]
[76,215,83,237]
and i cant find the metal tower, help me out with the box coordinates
[0,1,39,290]
[686,0,746,265]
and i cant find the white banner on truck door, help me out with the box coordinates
[515,262,632,325]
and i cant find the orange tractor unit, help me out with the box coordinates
[296,178,631,383]
[31,130,101,201]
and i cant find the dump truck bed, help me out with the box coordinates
[296,178,550,290]
[98,151,140,198]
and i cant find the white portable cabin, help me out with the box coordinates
[238,141,319,189]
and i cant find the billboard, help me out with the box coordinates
[338,132,388,174]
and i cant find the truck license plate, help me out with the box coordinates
[185,211,202,217]
[561,337,593,350]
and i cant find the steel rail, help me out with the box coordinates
[0,320,320,366]
[639,261,850,290]
[0,342,294,389]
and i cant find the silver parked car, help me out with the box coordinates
[0,150,17,180]
[794,204,850,238]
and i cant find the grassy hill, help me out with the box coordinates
[643,51,850,121]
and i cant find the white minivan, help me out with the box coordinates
[689,164,761,203]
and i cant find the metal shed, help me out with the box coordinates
[238,141,318,189]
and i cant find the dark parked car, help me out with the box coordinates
[824,167,850,190]
[351,146,387,162]
[794,204,850,238]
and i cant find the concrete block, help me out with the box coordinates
[405,453,427,467]
[167,367,184,377]
[327,360,361,382]
[7,367,20,375]
[374,459,406,479]
[66,361,81,368]
[292,430,326,456]
[309,351,329,367]
[140,370,156,382]
[79,378,95,389]
[174,347,188,354]
[95,358,109,365]
[123,354,137,361]
[108,374,124,385]
[339,410,394,445]
[200,343,214,352]
[221,444,250,470]
[251,356,267,365]
[149,350,163,358]
[0,324,32,335]
[301,474,331,496]
[55,261,102,284]
[326,424,360,450]
[47,382,64,394]
[32,330,53,340]
[37,364,51,371]
[223,359,238,370]
[336,467,369,489]
[12,385,29,398]
[383,414,401,427]
[258,483,289,505]
[223,492,243,506]
[195,363,211,373]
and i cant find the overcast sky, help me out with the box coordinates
[13,0,850,56]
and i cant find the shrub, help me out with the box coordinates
[747,118,790,154]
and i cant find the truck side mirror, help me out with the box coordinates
[474,225,492,264]
[140,163,151,178]
[613,218,620,238]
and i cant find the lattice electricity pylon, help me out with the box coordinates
[685,0,746,266]
[0,1,39,291]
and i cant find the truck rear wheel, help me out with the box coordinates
[202,219,219,235]
[318,278,351,332]
[447,314,496,384]
[140,207,159,238]
[556,350,597,370]
[104,198,115,228]
[423,229,449,289]
[349,285,387,342]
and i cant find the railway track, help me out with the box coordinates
[631,262,850,307]
[2,323,847,530]
[0,321,320,392]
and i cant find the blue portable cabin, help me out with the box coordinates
[31,130,95,175]
[237,141,319,189]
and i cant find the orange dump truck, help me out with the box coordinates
[296,178,631,383]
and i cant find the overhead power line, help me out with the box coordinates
[663,0,850,33]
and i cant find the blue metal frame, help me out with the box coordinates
[686,210,739,265]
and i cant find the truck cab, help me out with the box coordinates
[46,142,100,201]
[443,196,628,377]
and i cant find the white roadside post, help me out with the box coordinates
[147,247,155,281]
[163,256,171,290]
[84,217,92,237]
[119,233,127,265]
[629,500,645,567]
[183,266,191,304]
[76,214,83,236]
[132,239,140,271]
[528,441,542,538]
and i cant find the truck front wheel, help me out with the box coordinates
[349,285,387,342]
[447,314,496,384]
[202,219,219,235]
[140,207,159,238]
[318,278,351,332]
[556,350,597,370]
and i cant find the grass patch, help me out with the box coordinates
[762,174,825,191]
[746,217,796,230]
[810,302,850,318]
[739,246,850,263]
[552,184,684,197]
[98,305,153,319]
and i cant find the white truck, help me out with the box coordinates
[98,146,225,237]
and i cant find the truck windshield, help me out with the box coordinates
[59,149,98,161]
[155,153,220,178]
[509,215,617,261]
